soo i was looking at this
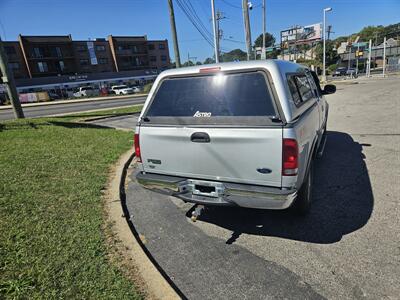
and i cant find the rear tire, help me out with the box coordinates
[291,163,313,215]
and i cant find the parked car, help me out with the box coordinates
[48,91,61,100]
[135,60,336,216]
[346,68,358,78]
[332,67,347,77]
[111,85,134,95]
[73,86,99,98]
[131,86,142,93]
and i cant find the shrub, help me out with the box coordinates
[327,64,337,74]
[143,82,153,93]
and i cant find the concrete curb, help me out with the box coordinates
[82,112,140,123]
[105,150,181,300]
[0,93,148,110]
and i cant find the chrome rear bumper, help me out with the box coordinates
[136,171,297,210]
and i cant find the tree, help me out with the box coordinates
[315,40,338,66]
[253,32,276,48]
[203,57,215,64]
[182,60,195,67]
[265,49,280,59]
[221,49,247,62]
[196,61,202,65]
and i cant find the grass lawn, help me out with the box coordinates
[0,107,142,299]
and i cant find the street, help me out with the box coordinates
[125,76,400,299]
[0,96,146,121]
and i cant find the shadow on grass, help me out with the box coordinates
[186,131,374,244]
[0,121,43,131]
[0,120,113,132]
[48,121,113,130]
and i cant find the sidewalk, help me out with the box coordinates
[0,93,148,110]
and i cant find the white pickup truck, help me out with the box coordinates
[73,86,99,98]
[135,60,336,216]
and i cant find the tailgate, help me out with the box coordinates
[140,126,282,187]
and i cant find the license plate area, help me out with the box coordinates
[195,185,215,194]
[187,179,224,198]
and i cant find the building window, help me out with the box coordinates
[76,45,87,52]
[159,43,166,50]
[148,44,155,50]
[38,62,48,72]
[150,56,157,62]
[33,47,43,58]
[8,62,20,70]
[96,45,106,51]
[59,61,65,71]
[79,59,89,66]
[5,46,16,55]
[161,55,167,61]
[55,47,62,58]
[98,58,108,64]
[117,45,130,51]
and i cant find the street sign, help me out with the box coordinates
[352,42,368,48]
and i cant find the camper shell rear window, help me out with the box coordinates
[143,70,281,126]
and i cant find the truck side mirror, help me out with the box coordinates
[323,84,336,95]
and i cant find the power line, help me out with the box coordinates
[186,0,212,37]
[0,18,6,40]
[219,0,241,9]
[223,38,245,44]
[219,0,262,9]
[175,0,214,48]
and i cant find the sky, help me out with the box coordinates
[0,0,399,62]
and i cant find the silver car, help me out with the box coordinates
[135,60,336,216]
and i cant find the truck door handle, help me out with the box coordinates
[190,132,210,143]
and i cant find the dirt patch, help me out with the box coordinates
[102,150,180,300]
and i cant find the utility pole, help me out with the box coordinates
[261,0,266,59]
[348,45,352,72]
[211,0,219,63]
[382,36,386,77]
[356,44,359,75]
[322,7,332,82]
[167,0,181,68]
[215,11,225,62]
[367,39,372,77]
[187,52,197,64]
[242,0,252,61]
[327,25,334,40]
[0,38,24,119]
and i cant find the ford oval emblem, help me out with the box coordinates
[257,168,272,174]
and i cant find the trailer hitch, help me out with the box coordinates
[191,204,205,222]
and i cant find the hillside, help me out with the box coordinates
[333,22,400,45]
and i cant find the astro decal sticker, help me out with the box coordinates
[193,111,212,117]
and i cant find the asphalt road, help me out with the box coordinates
[125,76,399,299]
[0,96,146,121]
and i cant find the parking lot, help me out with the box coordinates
[126,76,400,299]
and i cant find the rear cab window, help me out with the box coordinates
[143,71,280,126]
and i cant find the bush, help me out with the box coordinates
[143,82,153,93]
[327,64,337,74]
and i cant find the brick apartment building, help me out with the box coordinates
[1,34,170,92]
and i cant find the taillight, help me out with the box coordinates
[134,133,141,162]
[282,138,298,176]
